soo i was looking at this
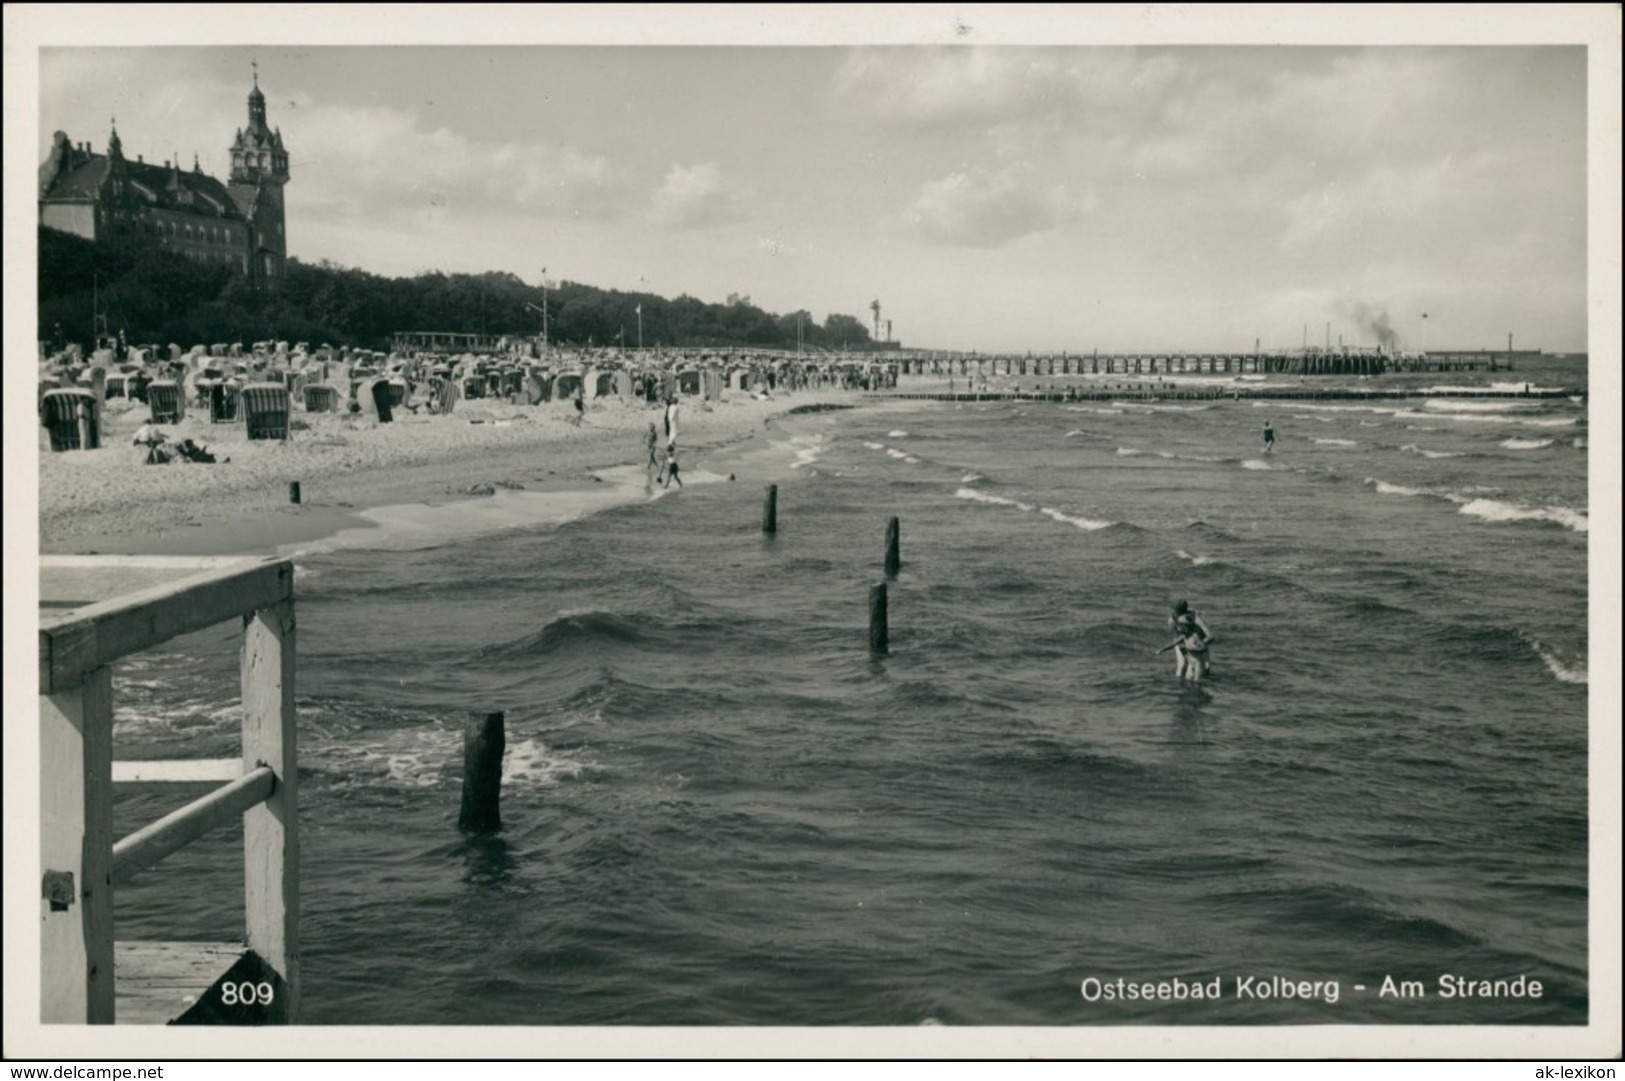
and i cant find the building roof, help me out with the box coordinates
[40,136,247,222]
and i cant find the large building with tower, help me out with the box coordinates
[38,73,290,289]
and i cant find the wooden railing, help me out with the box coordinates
[39,555,298,1024]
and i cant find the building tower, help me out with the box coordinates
[227,66,290,287]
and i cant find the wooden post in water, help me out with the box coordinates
[288,481,302,505]
[763,484,778,534]
[459,711,505,834]
[884,517,901,578]
[869,582,889,655]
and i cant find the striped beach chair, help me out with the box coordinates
[40,388,100,451]
[303,384,338,413]
[148,381,185,423]
[241,383,291,440]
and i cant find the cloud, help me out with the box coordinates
[836,46,1186,134]
[903,165,1077,248]
[649,162,749,229]
[291,102,625,221]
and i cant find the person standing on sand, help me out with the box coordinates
[665,396,681,443]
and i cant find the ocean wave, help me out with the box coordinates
[1364,477,1430,498]
[1038,505,1113,531]
[862,441,884,450]
[1573,437,1587,449]
[476,611,647,659]
[1423,399,1526,412]
[1175,549,1214,566]
[955,488,1115,530]
[1401,444,1463,459]
[1240,459,1273,470]
[1312,438,1357,447]
[956,488,1033,512]
[885,448,909,459]
[888,430,909,438]
[1116,447,1146,456]
[1290,414,1339,423]
[787,434,826,470]
[961,472,984,484]
[1500,438,1554,450]
[1521,636,1588,685]
[1258,402,1394,414]
[1393,409,1578,428]
[1457,498,1588,534]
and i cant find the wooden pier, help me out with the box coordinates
[39,555,298,1025]
[887,350,1528,378]
[870,385,1577,404]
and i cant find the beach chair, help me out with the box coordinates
[148,380,185,423]
[209,381,240,422]
[40,388,100,451]
[241,382,291,440]
[369,379,395,424]
[304,384,338,413]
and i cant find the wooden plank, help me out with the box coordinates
[110,767,275,887]
[40,557,293,693]
[40,666,115,1024]
[114,941,241,1025]
[113,758,242,784]
[242,599,300,1020]
[40,556,269,608]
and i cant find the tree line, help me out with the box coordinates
[38,226,881,353]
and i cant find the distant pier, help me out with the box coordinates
[888,350,1536,378]
[870,385,1579,404]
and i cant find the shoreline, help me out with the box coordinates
[38,389,870,558]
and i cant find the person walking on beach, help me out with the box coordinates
[644,422,661,477]
[663,442,683,488]
[1262,420,1276,453]
[572,387,586,426]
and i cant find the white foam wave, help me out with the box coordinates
[1401,444,1463,459]
[885,448,908,459]
[1457,498,1588,533]
[1117,447,1146,456]
[1500,438,1554,450]
[503,737,589,786]
[903,455,921,464]
[1365,478,1428,498]
[1313,438,1357,447]
[1358,420,1384,427]
[1259,402,1393,414]
[888,430,909,438]
[1291,414,1339,423]
[1523,637,1588,685]
[862,441,884,450]
[1424,399,1524,412]
[1038,506,1113,531]
[961,472,984,483]
[1574,437,1587,449]
[1393,410,1577,428]
[1240,459,1272,470]
[1066,407,1124,415]
[1175,549,1214,566]
[955,488,1033,511]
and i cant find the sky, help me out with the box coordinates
[15,7,1616,354]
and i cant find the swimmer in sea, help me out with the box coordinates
[1160,599,1213,679]
[1262,421,1276,453]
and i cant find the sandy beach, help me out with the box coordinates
[37,386,865,557]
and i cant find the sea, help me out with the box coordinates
[108,356,1594,1026]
